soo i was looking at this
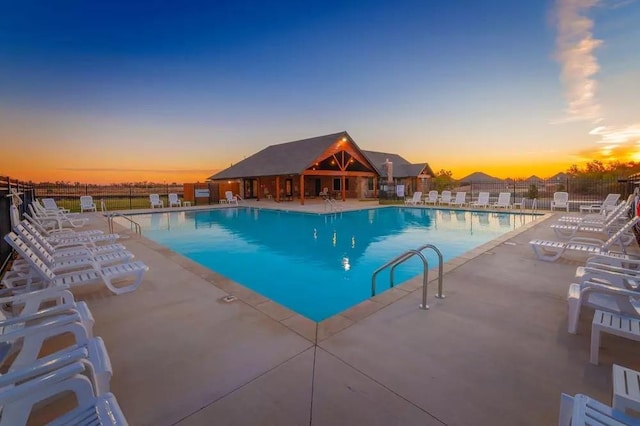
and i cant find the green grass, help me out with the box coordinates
[53,197,174,212]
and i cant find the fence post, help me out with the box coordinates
[129,185,133,210]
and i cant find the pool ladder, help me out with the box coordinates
[371,244,444,310]
[324,198,342,213]
[107,212,142,235]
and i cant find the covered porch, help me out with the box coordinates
[210,133,380,205]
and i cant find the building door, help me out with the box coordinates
[244,179,258,199]
[314,179,321,197]
[284,178,293,200]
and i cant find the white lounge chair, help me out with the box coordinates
[470,192,490,208]
[0,285,94,334]
[404,191,423,206]
[7,231,133,275]
[575,262,640,293]
[149,194,164,208]
[559,196,632,224]
[41,198,70,214]
[80,196,97,213]
[4,232,148,295]
[423,190,438,205]
[581,193,621,216]
[168,193,182,207]
[20,218,118,249]
[551,191,570,211]
[16,222,126,259]
[567,280,640,334]
[493,192,512,209]
[225,191,238,205]
[0,361,127,426]
[33,200,83,222]
[558,393,639,426]
[29,205,88,231]
[449,192,467,207]
[319,187,329,198]
[23,212,100,237]
[439,191,452,205]
[551,208,632,240]
[529,216,640,262]
[33,200,74,218]
[0,303,112,395]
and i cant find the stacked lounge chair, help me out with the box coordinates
[0,205,148,424]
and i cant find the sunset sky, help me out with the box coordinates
[1,0,639,183]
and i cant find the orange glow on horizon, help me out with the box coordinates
[5,158,581,184]
[5,133,635,184]
[3,161,217,185]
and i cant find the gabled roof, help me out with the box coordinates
[208,132,434,181]
[459,171,502,183]
[208,131,349,180]
[548,172,570,181]
[361,150,434,178]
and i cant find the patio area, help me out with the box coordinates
[37,202,640,425]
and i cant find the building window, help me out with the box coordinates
[367,178,374,191]
[333,178,349,191]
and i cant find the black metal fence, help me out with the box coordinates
[0,176,35,274]
[454,177,633,210]
[380,176,636,210]
[33,183,186,212]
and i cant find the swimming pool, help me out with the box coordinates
[133,207,538,321]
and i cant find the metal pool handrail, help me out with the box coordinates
[107,212,141,235]
[324,198,342,212]
[371,244,445,310]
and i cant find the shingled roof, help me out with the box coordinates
[208,132,351,180]
[362,150,434,179]
[208,132,434,180]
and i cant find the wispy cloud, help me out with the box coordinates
[553,0,640,163]
[590,124,640,145]
[554,0,602,122]
[606,0,637,10]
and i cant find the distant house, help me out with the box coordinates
[459,172,503,183]
[524,175,544,184]
[207,131,435,204]
[548,172,570,182]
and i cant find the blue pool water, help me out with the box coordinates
[132,207,538,321]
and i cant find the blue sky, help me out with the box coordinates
[1,0,639,183]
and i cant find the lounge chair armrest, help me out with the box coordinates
[0,285,72,305]
[580,281,640,297]
[0,313,82,343]
[582,266,640,277]
[584,262,640,276]
[0,362,87,403]
[0,347,88,388]
[579,268,640,291]
[587,255,640,269]
[0,307,80,328]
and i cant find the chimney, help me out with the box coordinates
[384,158,393,184]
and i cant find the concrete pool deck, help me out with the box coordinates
[42,202,640,425]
